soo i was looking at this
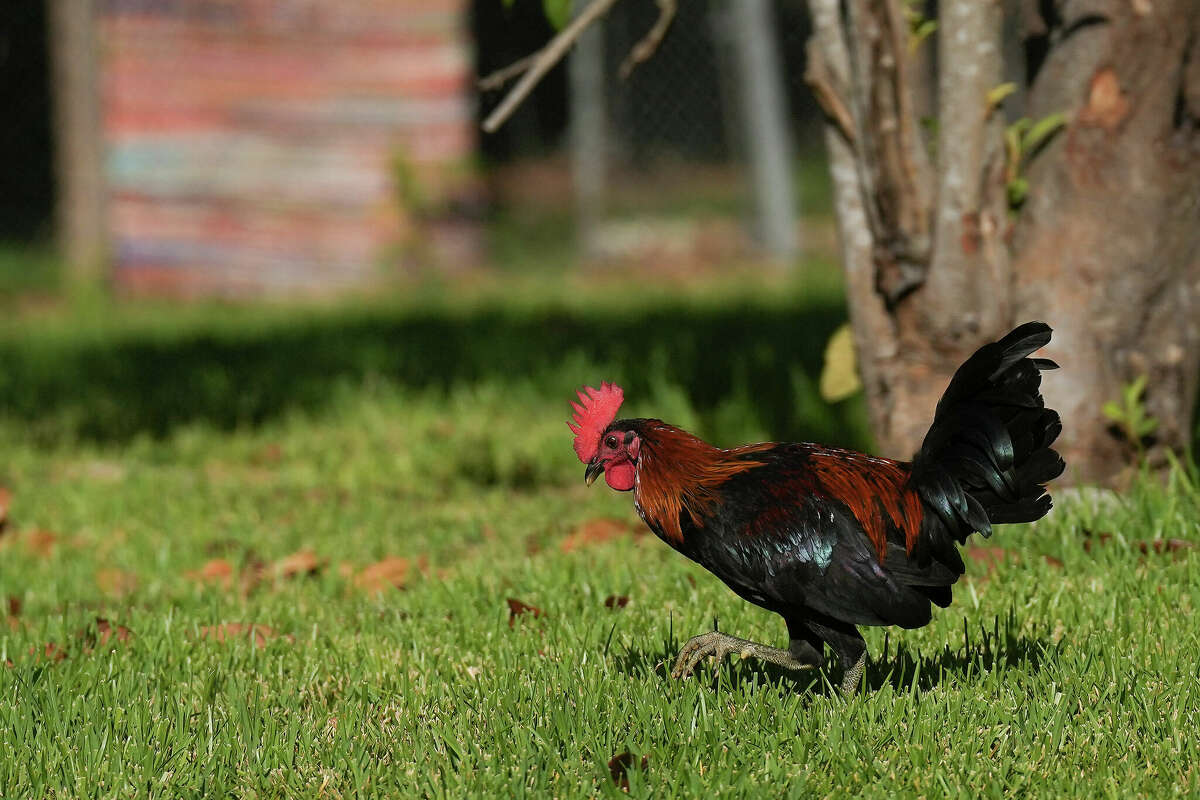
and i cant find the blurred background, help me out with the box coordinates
[2,0,832,294]
[0,0,866,453]
[0,0,1196,478]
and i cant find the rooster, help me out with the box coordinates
[570,322,1063,693]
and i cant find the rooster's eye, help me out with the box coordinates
[605,435,618,448]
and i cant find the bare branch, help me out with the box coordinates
[481,0,623,134]
[618,0,676,79]
[804,48,856,144]
[477,54,537,92]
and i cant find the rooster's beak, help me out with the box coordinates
[584,459,604,486]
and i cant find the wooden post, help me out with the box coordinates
[48,0,107,285]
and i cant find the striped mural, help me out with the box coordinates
[99,0,477,294]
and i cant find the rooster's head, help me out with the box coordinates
[568,382,639,491]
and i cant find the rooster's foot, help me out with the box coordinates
[670,631,815,679]
[840,651,867,695]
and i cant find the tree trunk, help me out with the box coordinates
[806,0,1200,485]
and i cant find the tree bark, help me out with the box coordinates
[1014,0,1200,482]
[806,0,1200,485]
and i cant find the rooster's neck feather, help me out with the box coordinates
[631,421,771,545]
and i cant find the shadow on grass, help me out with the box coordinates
[0,299,861,447]
[615,609,1057,696]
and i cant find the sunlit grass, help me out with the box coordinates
[0,272,1198,796]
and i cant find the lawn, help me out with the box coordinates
[1,266,1198,797]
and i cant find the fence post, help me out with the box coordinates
[48,0,107,286]
[728,0,798,262]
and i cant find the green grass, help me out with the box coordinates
[1,272,1199,797]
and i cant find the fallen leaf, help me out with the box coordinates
[605,595,630,609]
[240,558,268,596]
[186,559,235,589]
[5,595,21,631]
[1043,555,1065,569]
[96,568,139,597]
[1082,529,1115,554]
[608,752,649,791]
[4,658,11,668]
[560,518,637,553]
[0,487,10,533]
[253,443,283,465]
[30,642,67,663]
[686,575,696,588]
[275,550,325,579]
[26,530,57,558]
[79,617,133,650]
[965,546,1017,577]
[507,597,544,627]
[199,623,278,649]
[354,557,410,593]
[1138,539,1196,556]
[204,539,244,556]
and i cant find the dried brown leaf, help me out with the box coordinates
[354,557,411,593]
[186,559,235,589]
[275,550,325,579]
[561,518,636,553]
[5,595,21,631]
[26,530,57,558]
[965,546,1017,578]
[80,617,133,650]
[199,623,278,649]
[1043,555,1065,569]
[0,487,10,533]
[1138,539,1196,556]
[506,597,544,627]
[1082,529,1115,554]
[608,751,649,791]
[605,595,630,609]
[253,443,283,465]
[30,642,67,663]
[96,568,139,597]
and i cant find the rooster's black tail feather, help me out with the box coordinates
[909,322,1065,553]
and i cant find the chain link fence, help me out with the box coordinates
[477,0,830,272]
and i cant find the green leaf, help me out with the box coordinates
[986,83,1018,115]
[908,20,938,52]
[1007,177,1029,208]
[1124,374,1148,405]
[1021,112,1068,156]
[542,0,571,31]
[1102,401,1126,424]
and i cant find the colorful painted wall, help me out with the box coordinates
[100,0,477,295]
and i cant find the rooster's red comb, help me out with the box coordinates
[568,382,625,463]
